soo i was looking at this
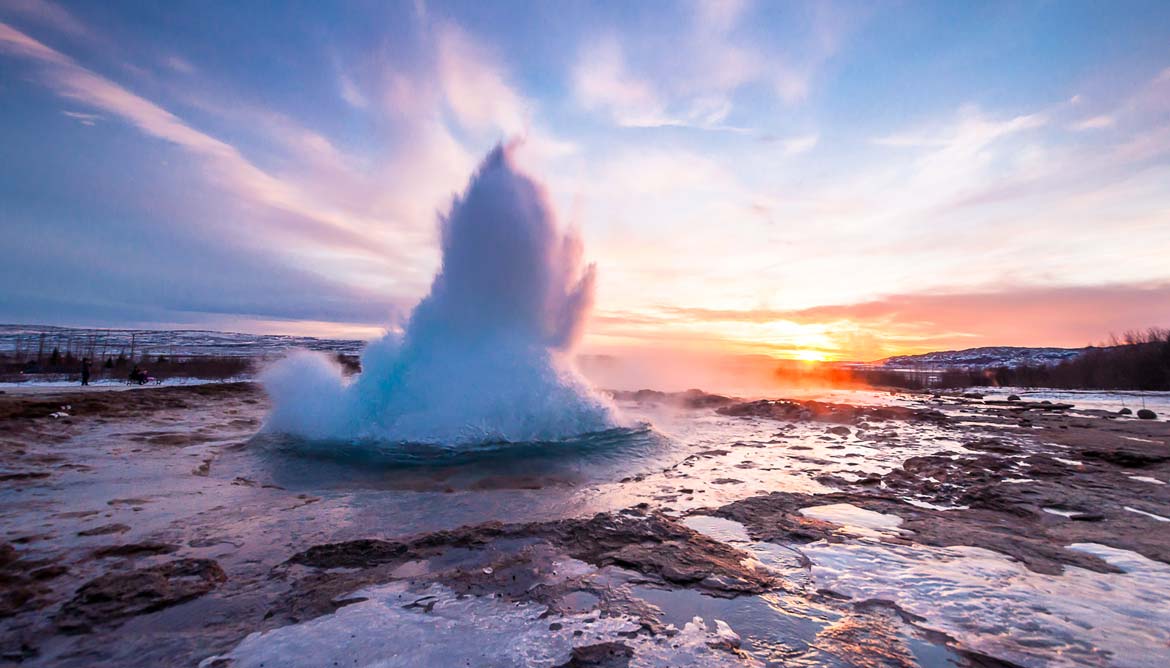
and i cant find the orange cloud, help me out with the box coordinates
[592,283,1170,361]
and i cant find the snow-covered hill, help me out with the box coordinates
[0,324,365,359]
[879,346,1089,369]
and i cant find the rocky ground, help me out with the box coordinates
[1,383,1168,667]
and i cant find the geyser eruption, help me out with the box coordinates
[262,143,617,445]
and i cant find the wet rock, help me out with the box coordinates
[56,558,226,633]
[963,438,1015,454]
[713,494,840,544]
[540,512,776,596]
[0,471,51,482]
[0,382,255,422]
[1137,409,1158,420]
[1079,448,1170,468]
[286,511,776,600]
[1007,394,1021,401]
[678,389,735,409]
[711,619,742,649]
[610,389,667,404]
[827,426,851,437]
[607,388,735,409]
[0,542,61,617]
[0,643,36,663]
[809,612,920,668]
[288,539,410,569]
[714,490,1127,576]
[30,565,68,580]
[92,542,179,558]
[717,398,947,426]
[273,512,764,633]
[77,523,131,537]
[695,449,730,457]
[554,641,634,667]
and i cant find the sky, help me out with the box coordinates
[2,0,1169,362]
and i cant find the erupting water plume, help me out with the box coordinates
[262,143,617,445]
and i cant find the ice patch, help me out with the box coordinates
[201,581,759,667]
[1124,506,1170,522]
[1128,475,1166,485]
[803,540,1170,667]
[903,498,969,511]
[683,515,753,543]
[798,503,904,535]
[1042,507,1084,519]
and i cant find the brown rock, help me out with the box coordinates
[56,558,226,633]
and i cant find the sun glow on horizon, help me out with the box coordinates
[793,348,830,362]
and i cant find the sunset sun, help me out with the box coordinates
[794,348,829,363]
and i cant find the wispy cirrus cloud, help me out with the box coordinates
[163,54,195,74]
[1069,115,1114,131]
[60,108,100,125]
[780,133,819,156]
[0,0,89,38]
[0,21,392,260]
[1,5,575,288]
[899,66,1170,218]
[572,34,671,128]
[872,109,1047,149]
[571,0,861,131]
[0,12,489,325]
[435,22,530,135]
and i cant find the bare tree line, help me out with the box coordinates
[859,328,1170,391]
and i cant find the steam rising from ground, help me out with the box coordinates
[263,144,616,445]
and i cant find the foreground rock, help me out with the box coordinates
[724,410,1170,574]
[2,381,1167,667]
[56,558,226,633]
[1,543,67,619]
[713,490,1124,575]
[717,398,948,425]
[276,508,777,626]
[538,510,778,594]
[608,388,737,409]
[285,509,778,598]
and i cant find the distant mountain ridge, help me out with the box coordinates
[878,346,1091,369]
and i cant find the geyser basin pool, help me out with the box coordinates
[263,143,616,446]
[249,424,666,496]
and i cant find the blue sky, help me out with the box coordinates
[2,0,1169,359]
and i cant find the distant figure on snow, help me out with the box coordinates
[80,357,91,386]
[129,365,148,385]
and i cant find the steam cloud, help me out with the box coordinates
[262,143,617,445]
